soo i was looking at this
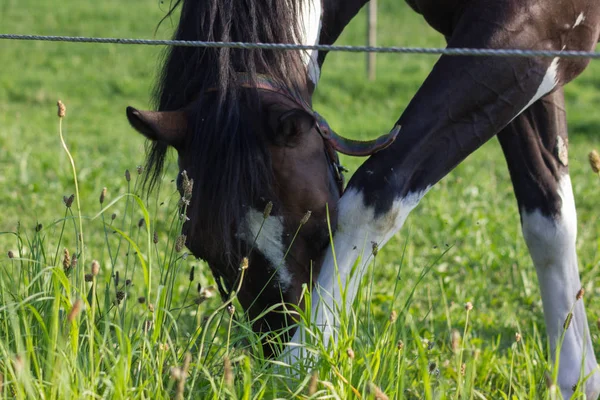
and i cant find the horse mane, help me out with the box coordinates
[145,0,309,272]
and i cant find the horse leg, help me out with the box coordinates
[498,88,600,398]
[287,0,599,381]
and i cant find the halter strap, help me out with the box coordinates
[232,73,401,157]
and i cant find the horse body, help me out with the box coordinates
[294,0,600,397]
[128,0,600,396]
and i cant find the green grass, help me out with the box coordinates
[1,0,600,398]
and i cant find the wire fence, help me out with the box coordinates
[2,33,600,59]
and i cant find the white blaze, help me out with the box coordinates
[240,209,292,289]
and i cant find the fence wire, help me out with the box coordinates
[2,33,600,59]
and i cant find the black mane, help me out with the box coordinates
[146,0,309,271]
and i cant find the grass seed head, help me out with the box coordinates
[368,382,389,400]
[428,362,438,374]
[589,150,600,174]
[180,170,193,200]
[515,332,522,343]
[85,273,93,282]
[63,194,74,208]
[136,165,144,174]
[346,348,355,359]
[397,340,404,351]
[7,250,14,259]
[62,248,71,271]
[465,302,473,311]
[263,201,273,219]
[125,169,131,182]
[241,257,249,270]
[175,234,186,252]
[389,310,397,323]
[111,213,117,221]
[189,266,195,282]
[99,187,107,204]
[196,286,216,304]
[91,260,100,276]
[563,311,573,330]
[67,299,83,323]
[153,231,158,244]
[138,296,146,304]
[57,100,66,118]
[372,241,379,256]
[116,291,126,304]
[137,218,145,228]
[300,210,312,225]
[460,363,466,376]
[227,304,235,316]
[576,287,585,301]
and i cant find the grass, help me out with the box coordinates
[0,0,599,398]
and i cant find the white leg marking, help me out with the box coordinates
[298,0,322,85]
[574,12,586,28]
[240,209,292,289]
[521,175,600,398]
[287,186,429,362]
[518,57,559,116]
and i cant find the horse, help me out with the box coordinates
[126,0,600,397]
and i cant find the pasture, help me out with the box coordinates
[1,0,599,398]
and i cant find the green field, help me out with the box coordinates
[1,1,599,398]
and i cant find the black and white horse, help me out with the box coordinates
[127,0,600,397]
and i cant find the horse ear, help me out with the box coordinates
[126,106,187,147]
[275,109,316,146]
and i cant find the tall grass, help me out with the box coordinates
[1,104,595,399]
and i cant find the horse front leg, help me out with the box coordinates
[498,88,600,398]
[287,4,599,398]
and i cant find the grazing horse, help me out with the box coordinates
[126,0,393,356]
[127,0,600,397]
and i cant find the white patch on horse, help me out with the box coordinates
[240,209,292,289]
[574,12,585,28]
[298,0,322,85]
[521,175,600,398]
[287,186,429,361]
[518,57,559,116]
